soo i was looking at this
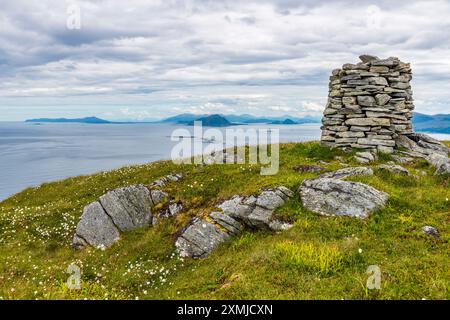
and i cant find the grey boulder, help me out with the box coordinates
[175,218,231,259]
[99,184,154,231]
[426,154,450,175]
[299,178,388,218]
[396,133,450,175]
[396,133,449,157]
[73,173,183,250]
[72,202,120,249]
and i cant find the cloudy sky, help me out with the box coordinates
[0,0,450,121]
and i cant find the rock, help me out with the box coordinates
[218,195,255,218]
[350,126,371,132]
[395,133,450,175]
[276,186,295,198]
[256,189,286,210]
[246,206,277,229]
[209,211,244,234]
[359,54,379,63]
[358,137,396,147]
[355,156,370,164]
[391,82,410,90]
[166,173,183,181]
[377,164,409,175]
[73,174,183,249]
[157,200,183,220]
[336,131,365,138]
[371,57,399,66]
[392,155,414,164]
[299,178,388,218]
[99,185,154,231]
[368,77,388,86]
[293,165,324,173]
[348,80,369,86]
[72,202,121,249]
[319,167,373,179]
[426,154,450,175]
[151,173,183,188]
[357,95,376,107]
[345,118,390,126]
[377,145,394,154]
[175,218,231,258]
[176,186,294,258]
[422,226,440,240]
[407,133,449,156]
[217,187,293,229]
[355,151,376,164]
[168,201,183,216]
[150,189,168,204]
[268,220,293,231]
[375,93,391,106]
[342,96,357,106]
[370,66,389,73]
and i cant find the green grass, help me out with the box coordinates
[0,141,449,300]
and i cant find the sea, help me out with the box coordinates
[0,122,330,201]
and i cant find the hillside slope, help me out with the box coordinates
[0,141,449,300]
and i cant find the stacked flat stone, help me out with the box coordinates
[320,55,414,153]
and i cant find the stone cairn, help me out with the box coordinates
[320,55,414,154]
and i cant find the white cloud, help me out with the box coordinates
[0,0,450,120]
[302,102,324,112]
[119,107,153,120]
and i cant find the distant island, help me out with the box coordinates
[270,119,297,125]
[26,116,111,124]
[412,112,450,134]
[162,113,320,125]
[24,112,450,133]
[186,114,234,127]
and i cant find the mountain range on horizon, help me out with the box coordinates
[24,112,450,133]
[161,113,321,125]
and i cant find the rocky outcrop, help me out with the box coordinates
[150,173,183,188]
[299,178,388,219]
[175,186,294,258]
[98,185,155,232]
[174,218,234,259]
[293,165,325,173]
[319,167,373,179]
[426,154,450,175]
[73,174,183,249]
[396,133,450,175]
[321,55,414,154]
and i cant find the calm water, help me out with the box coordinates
[0,122,324,201]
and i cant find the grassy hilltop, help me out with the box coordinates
[0,141,449,300]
